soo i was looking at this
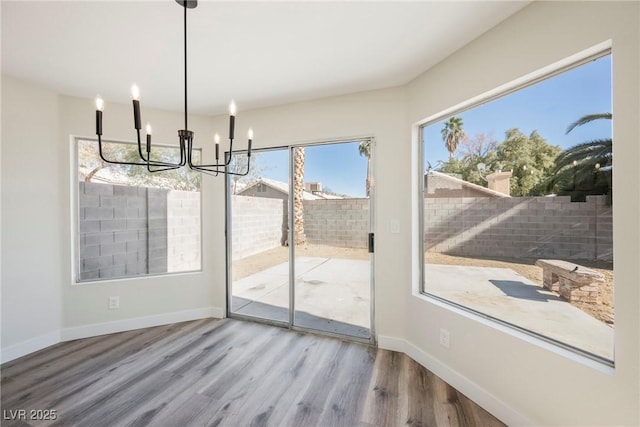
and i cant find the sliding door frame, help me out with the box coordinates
[225,136,376,346]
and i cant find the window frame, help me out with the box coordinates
[417,46,614,367]
[73,136,204,284]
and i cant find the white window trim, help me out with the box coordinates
[71,135,204,285]
[416,41,614,368]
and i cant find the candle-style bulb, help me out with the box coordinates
[215,133,220,160]
[145,122,152,154]
[95,95,104,112]
[132,84,141,130]
[95,96,104,136]
[248,128,254,140]
[228,102,236,140]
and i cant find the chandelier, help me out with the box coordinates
[93,0,252,176]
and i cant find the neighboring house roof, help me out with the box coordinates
[425,170,510,198]
[239,177,345,200]
[239,178,321,200]
[315,193,344,200]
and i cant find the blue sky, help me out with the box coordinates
[424,55,612,167]
[248,55,611,197]
[250,142,369,198]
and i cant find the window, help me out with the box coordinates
[257,183,267,193]
[76,138,202,282]
[420,52,614,364]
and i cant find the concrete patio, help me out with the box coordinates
[426,264,613,361]
[231,257,613,360]
[232,257,371,338]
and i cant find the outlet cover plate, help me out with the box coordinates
[108,296,120,310]
[439,328,450,349]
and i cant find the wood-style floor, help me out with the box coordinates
[1,319,505,427]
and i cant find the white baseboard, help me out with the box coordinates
[2,307,223,364]
[378,335,537,427]
[1,330,61,364]
[377,334,407,353]
[61,306,223,342]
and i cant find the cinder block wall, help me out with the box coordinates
[147,188,169,275]
[79,182,152,280]
[424,195,613,261]
[303,199,370,249]
[229,194,612,261]
[231,195,285,260]
[78,182,201,280]
[167,190,201,272]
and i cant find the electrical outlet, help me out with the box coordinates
[108,296,120,310]
[439,328,450,349]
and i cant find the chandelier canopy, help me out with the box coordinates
[94,0,252,176]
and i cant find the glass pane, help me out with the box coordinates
[292,142,371,339]
[422,54,613,362]
[229,148,290,323]
[77,139,201,282]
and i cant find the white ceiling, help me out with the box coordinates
[1,1,530,115]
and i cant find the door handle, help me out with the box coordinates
[368,233,374,253]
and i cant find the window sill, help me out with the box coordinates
[411,289,615,375]
[72,268,203,286]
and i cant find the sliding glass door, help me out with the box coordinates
[228,147,290,324]
[227,139,374,341]
[290,142,372,339]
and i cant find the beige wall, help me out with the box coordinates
[209,87,409,339]
[1,1,638,425]
[1,77,63,353]
[406,2,638,426]
[57,95,222,331]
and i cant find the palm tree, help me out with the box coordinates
[548,113,612,196]
[292,147,307,245]
[441,116,466,160]
[565,113,612,134]
[358,140,371,197]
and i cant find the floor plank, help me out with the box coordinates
[1,319,506,427]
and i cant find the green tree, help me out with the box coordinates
[124,145,201,191]
[436,129,560,196]
[547,113,612,196]
[496,129,561,196]
[78,140,201,191]
[441,116,466,160]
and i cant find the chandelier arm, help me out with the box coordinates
[189,154,251,176]
[218,163,251,176]
[135,129,183,168]
[189,136,248,169]
[179,137,187,166]
[96,134,178,170]
[146,161,181,173]
[223,138,235,166]
[189,165,223,176]
[186,133,195,168]
[188,166,220,177]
